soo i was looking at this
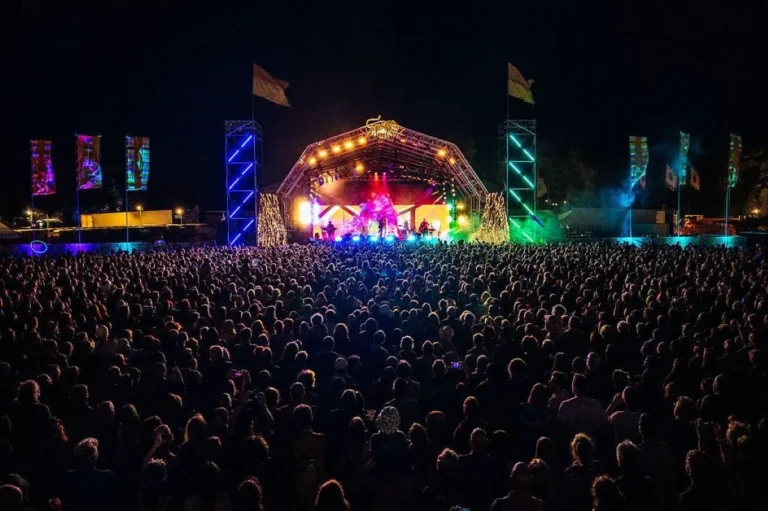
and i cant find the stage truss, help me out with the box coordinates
[225,120,262,245]
[277,119,488,214]
[499,119,537,241]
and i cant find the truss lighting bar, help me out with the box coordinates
[229,191,255,218]
[509,134,523,148]
[508,162,535,188]
[227,135,255,163]
[509,190,534,215]
[522,149,535,161]
[509,218,534,242]
[231,218,255,245]
[228,163,254,190]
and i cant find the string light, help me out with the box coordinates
[258,193,287,247]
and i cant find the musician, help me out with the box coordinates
[378,216,386,237]
[325,220,336,239]
[419,218,430,234]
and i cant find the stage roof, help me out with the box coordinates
[277,119,487,206]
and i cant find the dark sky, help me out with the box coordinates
[1,1,765,218]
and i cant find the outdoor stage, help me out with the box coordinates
[276,119,488,242]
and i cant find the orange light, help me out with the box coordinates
[332,145,341,153]
[358,136,367,145]
[318,149,328,158]
[308,156,317,165]
[448,157,456,164]
[400,138,406,143]
[343,140,354,150]
[355,163,364,172]
[437,149,447,158]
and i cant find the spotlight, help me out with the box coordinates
[355,163,364,173]
[308,156,317,165]
[385,234,395,243]
[334,235,343,242]
[407,234,417,243]
[357,136,367,145]
[332,145,341,153]
[458,215,468,226]
[437,149,447,158]
[449,157,456,164]
[352,235,361,242]
[369,235,379,243]
[318,149,328,158]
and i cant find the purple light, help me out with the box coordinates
[227,149,241,162]
[228,163,254,190]
[240,135,253,148]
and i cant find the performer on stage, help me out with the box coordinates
[378,215,387,237]
[419,218,430,235]
[325,220,336,239]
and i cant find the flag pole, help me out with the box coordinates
[677,180,681,235]
[725,186,730,236]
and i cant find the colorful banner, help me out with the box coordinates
[728,133,742,188]
[629,136,649,186]
[679,132,690,183]
[690,168,700,191]
[76,135,103,190]
[126,136,150,191]
[666,164,678,191]
[30,139,56,196]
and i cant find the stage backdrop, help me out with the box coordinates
[30,139,56,195]
[126,136,150,191]
[76,135,103,190]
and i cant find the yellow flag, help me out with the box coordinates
[253,64,290,107]
[507,63,534,105]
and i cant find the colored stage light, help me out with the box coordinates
[449,157,455,164]
[407,234,417,242]
[297,201,312,225]
[385,234,395,242]
[344,140,354,150]
[369,235,379,243]
[358,136,367,145]
[355,163,364,172]
[318,149,328,158]
[509,134,523,148]
[352,235,361,242]
[437,149,447,158]
[457,203,465,210]
[334,235,343,242]
[458,215,468,226]
[308,157,317,165]
[332,145,341,153]
[522,148,535,161]
[447,203,454,211]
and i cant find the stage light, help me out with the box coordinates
[509,134,523,148]
[449,157,456,164]
[447,203,454,211]
[385,234,395,243]
[407,234,417,243]
[369,235,379,243]
[135,204,143,211]
[440,231,451,241]
[457,203,465,210]
[355,163,364,172]
[458,215,468,226]
[318,149,328,158]
[358,136,367,145]
[298,201,312,225]
[332,145,341,154]
[437,149,447,158]
[344,140,353,150]
[308,156,317,165]
[433,220,441,231]
[334,235,343,242]
[352,235,361,242]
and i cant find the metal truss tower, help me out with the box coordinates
[225,120,262,246]
[499,119,537,241]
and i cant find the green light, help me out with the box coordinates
[509,135,522,148]
[509,189,521,201]
[522,176,535,188]
[522,149,535,161]
[447,203,454,211]
[522,203,534,215]
[510,219,521,228]
[509,161,522,173]
[522,231,534,242]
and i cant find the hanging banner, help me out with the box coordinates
[679,132,690,184]
[126,136,150,191]
[629,136,649,187]
[76,134,103,189]
[727,134,742,188]
[30,139,56,196]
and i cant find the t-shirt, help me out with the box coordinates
[557,396,607,439]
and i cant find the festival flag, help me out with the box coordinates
[253,64,290,107]
[30,140,56,196]
[727,133,742,187]
[629,136,649,187]
[507,63,534,105]
[76,135,103,190]
[666,164,678,191]
[690,167,701,191]
[679,132,690,184]
[126,136,150,191]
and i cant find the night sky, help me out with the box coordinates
[1,2,765,218]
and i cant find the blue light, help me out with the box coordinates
[509,135,522,148]
[385,234,395,243]
[334,235,343,242]
[407,234,417,242]
[229,191,255,218]
[240,135,253,149]
[228,163,254,190]
[522,148,535,161]
[369,235,379,243]
[231,232,243,244]
[352,235,361,242]
[29,240,48,254]
[228,149,241,162]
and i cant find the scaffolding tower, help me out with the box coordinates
[225,120,262,245]
[499,119,537,241]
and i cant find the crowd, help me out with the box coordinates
[0,240,767,511]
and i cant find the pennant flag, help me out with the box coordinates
[690,167,700,191]
[253,64,290,107]
[76,135,103,190]
[727,133,742,187]
[126,136,150,191]
[629,136,649,186]
[666,164,678,191]
[507,63,534,105]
